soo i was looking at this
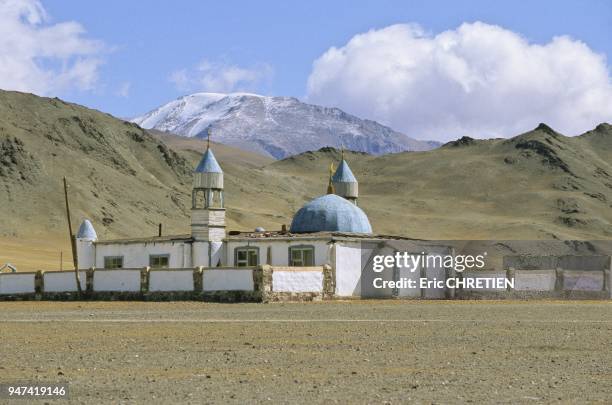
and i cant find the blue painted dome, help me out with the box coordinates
[195,149,222,173]
[76,219,97,240]
[332,160,357,183]
[290,194,372,234]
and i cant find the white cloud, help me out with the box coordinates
[170,59,273,93]
[115,81,131,98]
[307,22,612,141]
[0,0,106,95]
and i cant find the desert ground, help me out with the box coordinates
[0,300,610,403]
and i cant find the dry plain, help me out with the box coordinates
[0,300,610,404]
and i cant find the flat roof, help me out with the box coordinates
[226,230,422,242]
[95,231,423,245]
[96,234,192,245]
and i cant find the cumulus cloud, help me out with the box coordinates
[0,0,106,95]
[307,22,612,141]
[170,59,273,93]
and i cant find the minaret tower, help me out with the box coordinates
[332,148,359,205]
[191,130,225,265]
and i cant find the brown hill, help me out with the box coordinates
[1,90,611,270]
[268,123,612,239]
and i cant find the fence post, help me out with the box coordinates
[259,265,272,302]
[194,266,204,292]
[554,267,564,291]
[445,266,456,299]
[141,267,150,294]
[35,270,44,296]
[322,264,335,299]
[86,268,95,294]
[506,267,516,292]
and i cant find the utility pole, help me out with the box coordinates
[63,177,83,295]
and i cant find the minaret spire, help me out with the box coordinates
[331,149,359,205]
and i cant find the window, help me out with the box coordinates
[104,256,123,269]
[235,247,259,267]
[149,254,170,268]
[289,246,315,266]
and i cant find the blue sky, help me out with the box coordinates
[2,0,612,139]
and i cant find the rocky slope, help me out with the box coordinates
[1,90,611,270]
[270,123,612,240]
[132,92,439,158]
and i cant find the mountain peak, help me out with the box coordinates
[443,136,477,148]
[534,123,558,136]
[132,93,439,159]
[594,122,611,133]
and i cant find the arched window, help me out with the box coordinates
[192,189,206,209]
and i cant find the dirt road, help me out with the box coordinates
[0,301,610,403]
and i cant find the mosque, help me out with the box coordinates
[74,142,412,296]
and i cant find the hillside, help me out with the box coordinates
[0,91,282,269]
[132,92,439,158]
[1,90,611,270]
[270,123,612,239]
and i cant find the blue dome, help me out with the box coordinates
[290,194,372,234]
[195,149,222,173]
[332,160,357,183]
[76,219,97,240]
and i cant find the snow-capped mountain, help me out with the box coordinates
[132,93,439,159]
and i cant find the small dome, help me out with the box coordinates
[332,160,357,183]
[290,194,372,234]
[195,149,222,173]
[76,219,97,241]
[255,227,265,232]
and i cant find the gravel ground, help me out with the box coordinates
[0,300,610,404]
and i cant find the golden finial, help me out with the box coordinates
[327,162,335,194]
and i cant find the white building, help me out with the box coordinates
[75,145,417,297]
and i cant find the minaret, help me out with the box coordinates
[332,148,359,205]
[76,219,97,269]
[191,130,225,265]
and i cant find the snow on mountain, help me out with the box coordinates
[132,93,439,159]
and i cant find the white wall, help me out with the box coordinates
[93,269,141,292]
[563,271,604,291]
[203,269,254,291]
[210,241,224,267]
[149,269,194,292]
[360,244,395,298]
[272,268,323,293]
[95,241,189,269]
[334,242,364,297]
[182,243,193,268]
[0,273,36,294]
[423,261,447,299]
[43,271,87,293]
[76,239,95,269]
[226,240,329,267]
[397,264,421,298]
[192,241,210,267]
[514,270,556,291]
